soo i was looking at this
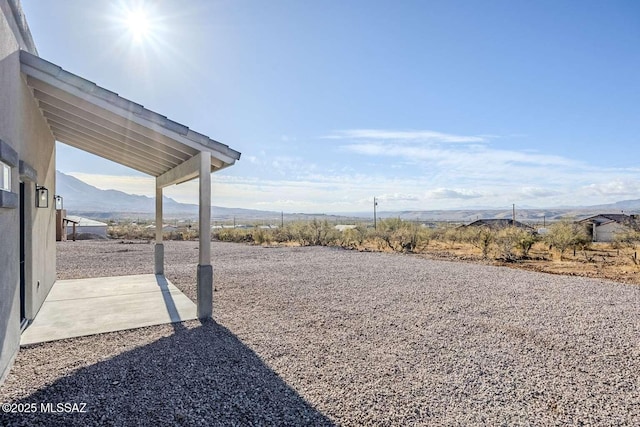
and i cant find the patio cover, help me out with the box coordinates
[19,50,240,177]
[19,50,241,319]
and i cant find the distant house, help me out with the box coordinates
[145,224,178,233]
[463,219,535,232]
[66,215,108,238]
[578,214,639,242]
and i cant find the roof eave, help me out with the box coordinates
[19,50,241,177]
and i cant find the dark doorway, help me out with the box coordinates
[19,181,26,326]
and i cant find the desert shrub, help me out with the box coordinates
[374,219,430,253]
[167,231,183,241]
[373,219,403,252]
[273,225,295,243]
[288,220,339,246]
[517,231,539,257]
[613,229,640,266]
[443,227,465,245]
[462,226,495,259]
[181,228,198,241]
[309,219,340,246]
[428,226,448,243]
[495,227,519,261]
[108,224,153,240]
[214,228,252,243]
[253,228,273,245]
[614,229,640,249]
[544,220,590,259]
[495,227,538,260]
[289,222,313,246]
[338,225,368,249]
[396,223,430,253]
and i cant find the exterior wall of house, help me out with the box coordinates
[0,0,56,384]
[595,222,629,243]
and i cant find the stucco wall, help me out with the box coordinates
[17,66,57,319]
[595,222,628,243]
[0,0,55,384]
[0,0,22,386]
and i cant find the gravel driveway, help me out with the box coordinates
[1,240,639,426]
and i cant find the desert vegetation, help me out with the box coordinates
[107,220,198,241]
[213,218,560,260]
[105,218,640,285]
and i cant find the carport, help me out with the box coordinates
[20,50,241,321]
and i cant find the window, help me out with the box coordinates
[0,161,10,191]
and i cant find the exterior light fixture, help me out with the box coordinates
[35,185,49,208]
[54,194,63,210]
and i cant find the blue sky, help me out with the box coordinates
[22,0,640,212]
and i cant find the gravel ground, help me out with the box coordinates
[1,240,639,426]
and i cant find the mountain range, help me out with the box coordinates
[56,171,283,221]
[56,170,640,223]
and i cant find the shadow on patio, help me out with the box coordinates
[20,274,197,346]
[4,320,334,426]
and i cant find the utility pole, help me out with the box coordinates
[281,211,284,228]
[373,197,378,230]
[512,204,515,226]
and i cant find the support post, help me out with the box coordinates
[154,182,164,275]
[197,152,213,319]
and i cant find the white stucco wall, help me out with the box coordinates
[0,0,56,383]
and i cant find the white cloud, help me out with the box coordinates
[426,188,484,200]
[324,129,486,143]
[377,193,421,202]
[517,187,563,198]
[65,167,640,213]
[64,126,640,213]
[580,180,640,197]
[246,153,317,177]
[342,142,578,169]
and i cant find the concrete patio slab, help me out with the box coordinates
[21,274,196,346]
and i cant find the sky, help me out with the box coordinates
[21,0,640,213]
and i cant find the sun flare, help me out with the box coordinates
[125,9,151,41]
[111,2,169,62]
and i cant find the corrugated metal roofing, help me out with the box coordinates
[19,50,241,177]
